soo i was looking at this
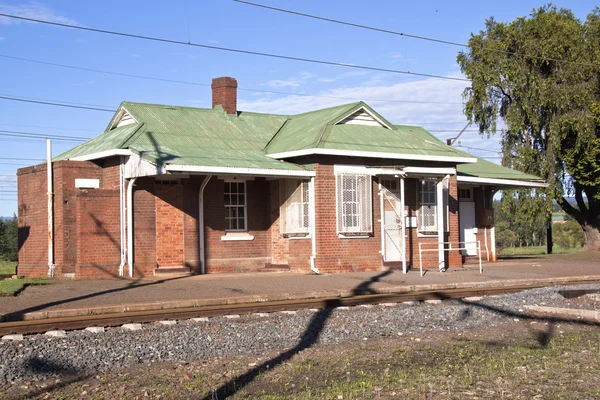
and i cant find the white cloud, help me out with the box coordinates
[264,71,314,88]
[0,2,78,25]
[0,36,4,41]
[130,53,140,58]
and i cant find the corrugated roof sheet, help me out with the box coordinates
[53,100,541,180]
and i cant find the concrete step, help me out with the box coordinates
[258,264,291,272]
[153,267,192,277]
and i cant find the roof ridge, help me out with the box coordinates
[262,118,291,152]
[290,101,361,117]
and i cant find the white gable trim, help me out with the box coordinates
[267,148,477,164]
[108,107,138,131]
[334,106,392,129]
[457,175,548,188]
[124,153,164,178]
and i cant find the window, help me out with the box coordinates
[418,179,437,234]
[280,180,311,236]
[224,181,246,231]
[459,188,472,201]
[336,173,372,235]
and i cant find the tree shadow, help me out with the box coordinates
[203,270,393,400]
[445,292,600,349]
[5,358,89,400]
[3,274,191,322]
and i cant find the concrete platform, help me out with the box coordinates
[1,252,598,322]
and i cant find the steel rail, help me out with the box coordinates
[2,281,599,336]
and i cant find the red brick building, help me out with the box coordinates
[17,77,546,279]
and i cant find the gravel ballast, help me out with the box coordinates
[1,283,599,385]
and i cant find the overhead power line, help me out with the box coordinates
[235,0,600,68]
[0,54,464,106]
[0,13,469,82]
[0,95,116,113]
[0,130,89,142]
[0,122,98,133]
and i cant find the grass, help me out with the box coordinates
[0,277,50,296]
[10,324,600,399]
[499,245,582,256]
[0,260,17,275]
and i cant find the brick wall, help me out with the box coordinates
[183,178,201,272]
[155,182,184,268]
[472,186,495,262]
[131,177,157,277]
[204,177,272,273]
[313,162,383,274]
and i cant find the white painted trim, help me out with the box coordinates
[221,233,255,241]
[108,106,138,131]
[288,235,311,240]
[75,178,100,189]
[338,234,371,239]
[268,148,477,164]
[404,167,456,175]
[334,165,370,174]
[457,175,548,187]
[165,164,315,177]
[70,149,132,161]
[333,105,393,130]
[368,167,406,176]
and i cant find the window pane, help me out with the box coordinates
[238,218,245,230]
[238,194,245,205]
[239,207,245,218]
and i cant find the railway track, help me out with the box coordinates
[2,280,599,336]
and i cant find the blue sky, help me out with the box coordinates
[0,0,596,216]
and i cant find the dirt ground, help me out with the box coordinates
[3,320,600,400]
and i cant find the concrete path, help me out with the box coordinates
[1,252,598,321]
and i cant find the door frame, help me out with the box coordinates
[379,177,407,273]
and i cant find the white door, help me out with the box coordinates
[459,201,478,256]
[381,179,405,262]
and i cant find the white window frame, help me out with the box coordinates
[335,172,373,236]
[280,179,311,237]
[224,180,247,232]
[418,179,438,235]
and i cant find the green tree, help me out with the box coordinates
[0,215,18,261]
[457,5,600,250]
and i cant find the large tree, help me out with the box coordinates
[458,5,600,250]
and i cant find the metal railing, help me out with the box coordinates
[419,241,482,277]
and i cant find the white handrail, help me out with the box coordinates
[419,241,482,277]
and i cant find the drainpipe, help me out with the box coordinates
[309,177,319,274]
[127,177,137,278]
[47,139,55,278]
[198,175,212,274]
[118,157,126,277]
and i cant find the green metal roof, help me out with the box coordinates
[53,100,540,180]
[457,157,543,181]
[393,124,544,181]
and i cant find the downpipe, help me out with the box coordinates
[127,177,137,278]
[309,177,319,274]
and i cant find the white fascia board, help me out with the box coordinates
[404,167,456,175]
[267,148,477,164]
[165,164,315,177]
[334,165,406,176]
[457,175,548,188]
[69,149,132,161]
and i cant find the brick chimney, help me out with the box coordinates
[211,77,238,114]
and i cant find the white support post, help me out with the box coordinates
[309,177,319,274]
[379,182,385,262]
[127,177,137,278]
[478,240,482,273]
[436,179,445,271]
[490,226,497,262]
[400,178,406,274]
[46,139,55,278]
